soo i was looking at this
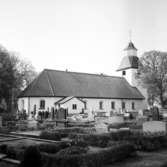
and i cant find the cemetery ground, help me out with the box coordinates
[1,145,167,167]
[1,110,167,167]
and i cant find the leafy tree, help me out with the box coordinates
[137,51,167,108]
[0,46,37,112]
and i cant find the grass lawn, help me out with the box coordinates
[105,150,167,167]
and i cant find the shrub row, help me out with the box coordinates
[39,130,61,141]
[0,142,71,160]
[39,127,96,140]
[69,133,111,147]
[37,142,70,154]
[0,144,24,160]
[53,127,96,135]
[69,130,167,151]
[43,143,135,167]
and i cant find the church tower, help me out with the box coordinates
[117,41,139,87]
[117,41,148,108]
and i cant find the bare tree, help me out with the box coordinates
[137,51,167,108]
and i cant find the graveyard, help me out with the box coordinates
[1,107,167,167]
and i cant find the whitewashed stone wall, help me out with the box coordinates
[18,97,146,117]
[82,98,146,115]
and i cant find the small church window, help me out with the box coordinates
[111,101,115,109]
[40,100,45,109]
[132,102,135,110]
[72,104,77,110]
[34,105,36,111]
[21,100,24,110]
[122,101,126,110]
[84,101,87,110]
[99,101,103,110]
[122,71,126,76]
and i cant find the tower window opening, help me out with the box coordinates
[122,71,126,76]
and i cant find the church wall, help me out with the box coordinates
[18,97,146,117]
[81,98,145,115]
[18,97,61,118]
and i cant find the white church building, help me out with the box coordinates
[18,41,147,118]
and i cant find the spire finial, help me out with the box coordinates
[129,30,132,42]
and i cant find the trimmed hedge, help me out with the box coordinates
[43,143,135,167]
[69,133,111,147]
[37,142,70,154]
[0,142,70,160]
[69,130,167,151]
[54,127,96,137]
[56,146,88,156]
[110,130,167,151]
[39,130,61,141]
[0,144,24,160]
[39,127,96,139]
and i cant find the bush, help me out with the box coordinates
[109,130,167,151]
[109,130,131,140]
[53,127,96,137]
[161,161,167,167]
[20,146,42,167]
[56,146,88,156]
[39,130,61,141]
[130,133,165,151]
[6,146,24,160]
[1,113,16,123]
[69,133,111,147]
[44,143,135,167]
[0,144,7,154]
[37,142,70,154]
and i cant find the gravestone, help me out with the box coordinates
[136,115,148,125]
[151,107,160,120]
[108,116,124,124]
[143,121,166,133]
[27,119,37,129]
[95,122,108,133]
[0,116,2,127]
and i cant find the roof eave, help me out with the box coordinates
[116,66,138,72]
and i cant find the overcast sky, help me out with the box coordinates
[0,0,167,75]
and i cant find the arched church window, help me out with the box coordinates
[99,101,103,110]
[132,102,135,110]
[40,100,45,109]
[122,101,126,110]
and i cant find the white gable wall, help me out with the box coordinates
[60,97,84,114]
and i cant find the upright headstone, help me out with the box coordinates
[27,119,37,129]
[108,116,124,124]
[0,116,2,127]
[151,106,160,121]
[95,122,108,133]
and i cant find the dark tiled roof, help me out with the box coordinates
[19,69,144,100]
[55,96,85,105]
[117,56,139,71]
[124,41,137,51]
